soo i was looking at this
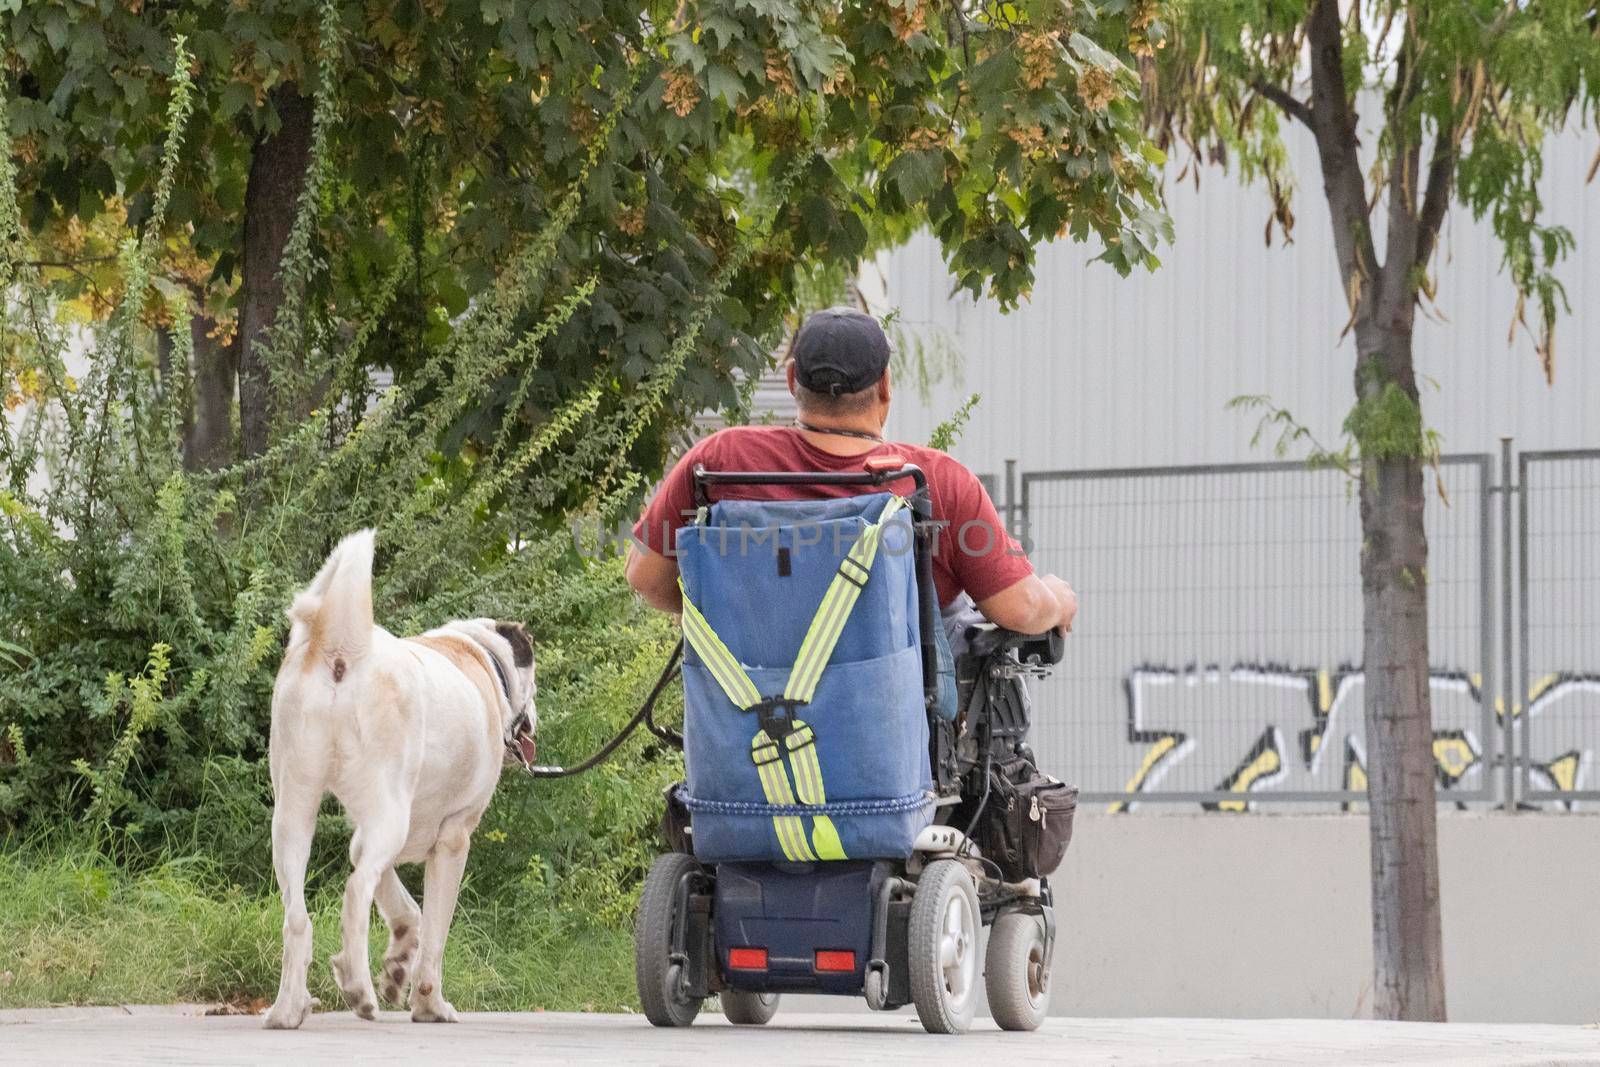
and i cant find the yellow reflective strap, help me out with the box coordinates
[785,722,847,860]
[808,816,846,860]
[785,577,853,701]
[785,724,827,804]
[803,498,902,699]
[783,497,906,703]
[753,756,789,801]
[776,815,817,861]
[680,606,736,691]
[752,735,796,802]
[679,582,761,708]
[752,732,815,861]
[682,604,755,706]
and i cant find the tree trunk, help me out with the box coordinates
[1296,0,1448,1018]
[237,84,314,459]
[185,319,236,471]
[1355,328,1447,1022]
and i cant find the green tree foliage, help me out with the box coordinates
[1142,0,1600,1022]
[1144,0,1596,383]
[0,32,764,845]
[1,2,1168,868]
[7,0,1169,471]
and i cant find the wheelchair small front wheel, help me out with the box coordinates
[634,852,705,1027]
[908,859,980,1034]
[985,908,1051,1031]
[720,991,780,1025]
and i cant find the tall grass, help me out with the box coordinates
[0,846,634,1011]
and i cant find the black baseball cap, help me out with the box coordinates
[791,307,891,396]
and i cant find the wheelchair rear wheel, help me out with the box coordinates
[721,991,780,1025]
[908,859,980,1034]
[635,852,705,1027]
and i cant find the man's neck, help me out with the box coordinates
[794,417,885,456]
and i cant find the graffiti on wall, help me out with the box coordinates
[1522,674,1600,802]
[1111,663,1598,811]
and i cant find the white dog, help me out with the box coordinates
[263,529,536,1029]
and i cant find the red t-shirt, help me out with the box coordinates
[633,426,1032,607]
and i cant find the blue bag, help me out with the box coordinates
[676,493,936,863]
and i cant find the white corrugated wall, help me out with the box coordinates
[874,118,1600,812]
[881,119,1599,476]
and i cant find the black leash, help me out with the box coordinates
[523,639,684,779]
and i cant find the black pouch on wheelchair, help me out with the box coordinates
[978,756,1079,882]
[659,781,693,854]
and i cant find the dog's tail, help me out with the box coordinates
[287,529,376,666]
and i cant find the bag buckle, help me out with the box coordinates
[749,695,806,742]
[838,555,871,589]
[784,724,817,754]
[751,736,785,767]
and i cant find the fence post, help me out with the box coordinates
[1476,453,1495,810]
[1499,436,1516,810]
[1004,458,1017,539]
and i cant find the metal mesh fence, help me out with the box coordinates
[1017,457,1494,809]
[1519,451,1600,807]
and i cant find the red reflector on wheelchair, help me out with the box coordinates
[728,947,768,970]
[814,950,856,973]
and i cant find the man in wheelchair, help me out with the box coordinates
[623,307,1079,1034]
[626,306,1077,650]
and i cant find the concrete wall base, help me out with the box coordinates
[1049,812,1600,1023]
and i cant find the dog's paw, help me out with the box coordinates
[379,925,419,1004]
[379,956,411,1005]
[329,953,378,1021]
[410,982,458,1023]
[262,993,317,1030]
[411,1001,458,1024]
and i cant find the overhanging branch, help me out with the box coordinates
[1414,135,1456,273]
[1306,0,1379,302]
[1381,36,1424,310]
[1252,80,1314,128]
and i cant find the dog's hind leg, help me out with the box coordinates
[375,868,422,1005]
[410,821,473,1023]
[330,809,407,1021]
[264,786,321,1030]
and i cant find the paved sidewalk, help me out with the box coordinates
[2,1006,1597,1065]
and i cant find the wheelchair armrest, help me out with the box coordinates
[962,623,1065,666]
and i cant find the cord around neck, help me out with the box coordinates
[794,419,884,443]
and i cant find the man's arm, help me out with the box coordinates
[936,461,1075,635]
[625,435,712,614]
[625,543,682,614]
[974,573,1077,636]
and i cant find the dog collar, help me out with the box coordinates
[486,650,514,706]
[488,651,538,768]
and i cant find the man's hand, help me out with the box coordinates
[974,572,1078,636]
[1040,573,1077,634]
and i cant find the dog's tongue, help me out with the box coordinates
[516,734,537,765]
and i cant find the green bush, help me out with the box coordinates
[0,550,681,1010]
[0,29,777,1010]
[0,31,793,846]
[84,562,688,915]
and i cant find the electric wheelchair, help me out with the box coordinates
[634,461,1077,1034]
